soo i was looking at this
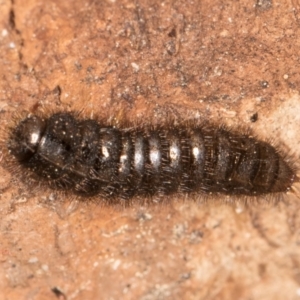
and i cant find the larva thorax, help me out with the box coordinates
[7,112,296,199]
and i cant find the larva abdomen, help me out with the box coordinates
[7,112,296,199]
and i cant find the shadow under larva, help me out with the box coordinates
[2,111,299,203]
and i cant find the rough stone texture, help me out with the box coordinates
[1,0,300,299]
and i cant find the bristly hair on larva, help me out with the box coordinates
[0,107,299,207]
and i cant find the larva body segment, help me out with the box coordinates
[7,112,296,199]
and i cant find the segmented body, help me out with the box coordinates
[7,112,295,199]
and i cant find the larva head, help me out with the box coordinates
[8,115,46,161]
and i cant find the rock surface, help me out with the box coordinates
[1,0,300,299]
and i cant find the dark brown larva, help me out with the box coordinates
[6,112,296,200]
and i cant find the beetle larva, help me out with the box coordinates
[5,112,297,200]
